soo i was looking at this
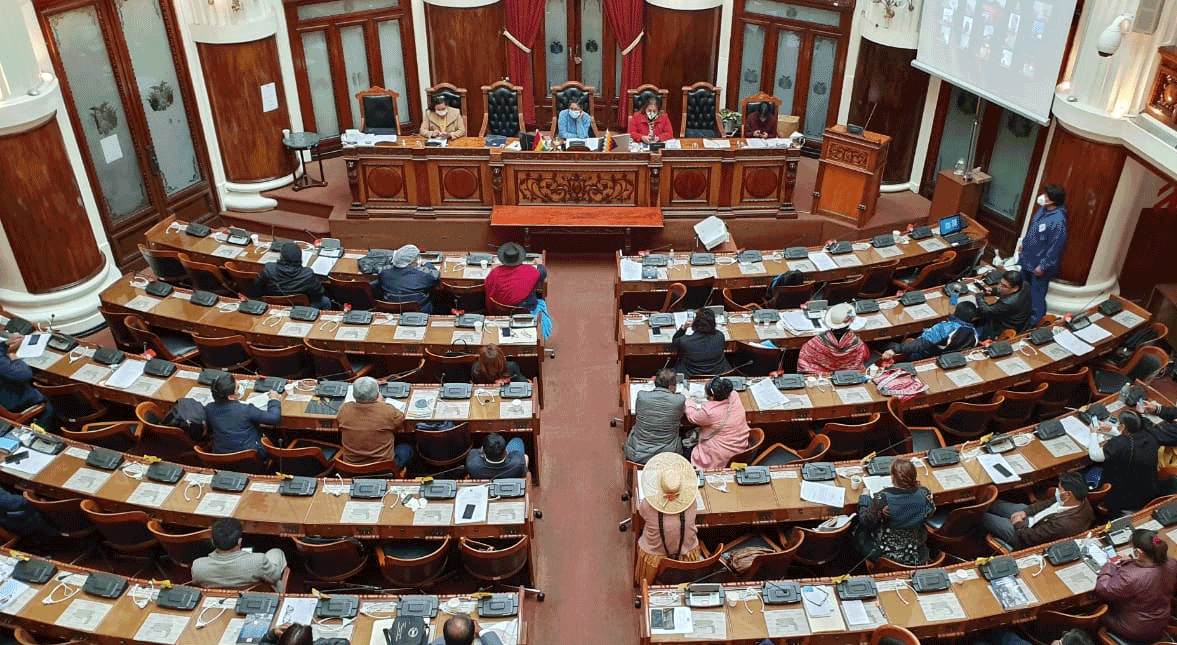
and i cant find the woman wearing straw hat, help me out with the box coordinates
[635,452,701,585]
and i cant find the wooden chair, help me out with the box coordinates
[372,299,422,314]
[193,334,253,372]
[332,455,404,478]
[422,347,477,384]
[79,499,156,554]
[858,259,901,299]
[822,274,866,306]
[752,435,831,466]
[13,628,87,645]
[22,491,94,539]
[932,395,1005,443]
[247,343,311,380]
[138,244,189,286]
[680,82,723,138]
[146,520,213,570]
[624,84,670,128]
[97,304,140,352]
[791,523,852,575]
[293,536,369,583]
[650,542,725,585]
[865,549,946,574]
[728,427,766,465]
[1033,367,1091,420]
[739,91,783,137]
[425,82,469,134]
[720,287,764,312]
[1025,604,1108,645]
[260,436,336,477]
[1089,345,1171,397]
[440,280,486,314]
[355,86,401,134]
[135,401,201,465]
[194,445,269,474]
[720,529,802,581]
[619,283,687,313]
[387,357,427,383]
[479,80,525,138]
[125,314,199,363]
[820,413,885,460]
[766,280,817,310]
[870,625,921,645]
[458,536,531,585]
[487,296,530,317]
[177,253,234,295]
[377,536,453,589]
[223,260,261,298]
[262,294,310,307]
[884,397,947,454]
[989,383,1050,434]
[549,81,598,136]
[892,251,956,292]
[415,422,472,471]
[304,339,373,381]
[732,341,783,376]
[60,420,140,453]
[926,484,998,558]
[944,241,986,280]
[327,275,377,311]
[33,382,107,431]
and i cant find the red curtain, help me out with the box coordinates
[504,0,544,125]
[604,0,644,100]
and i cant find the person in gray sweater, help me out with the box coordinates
[192,518,288,592]
[625,369,687,464]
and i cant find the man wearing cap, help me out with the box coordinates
[485,242,552,339]
[377,244,440,313]
[257,241,330,309]
[982,471,1093,549]
[797,303,869,374]
[635,452,700,585]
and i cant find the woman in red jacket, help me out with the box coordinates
[628,97,674,143]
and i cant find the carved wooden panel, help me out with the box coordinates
[514,170,639,205]
[360,162,415,204]
[739,165,781,202]
[426,3,507,131]
[1146,46,1177,128]
[668,166,715,204]
[824,141,870,168]
[0,116,105,293]
[644,5,721,123]
[440,166,483,202]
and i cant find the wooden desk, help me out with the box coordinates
[344,137,801,219]
[621,297,1150,425]
[491,205,663,255]
[614,218,989,300]
[0,558,530,645]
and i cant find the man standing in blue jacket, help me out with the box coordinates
[1018,184,1068,326]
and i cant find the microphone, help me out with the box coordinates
[863,102,878,133]
[720,360,755,377]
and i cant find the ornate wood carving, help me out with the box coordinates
[742,167,780,200]
[442,167,481,200]
[1146,46,1177,129]
[347,159,360,207]
[672,168,710,201]
[366,166,406,200]
[825,142,870,168]
[515,171,637,205]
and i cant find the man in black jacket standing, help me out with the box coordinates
[976,270,1032,339]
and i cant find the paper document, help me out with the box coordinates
[863,475,893,496]
[276,597,317,626]
[782,310,816,334]
[1041,435,1082,458]
[799,480,846,507]
[749,377,790,410]
[453,485,489,524]
[619,258,643,281]
[764,608,810,637]
[310,255,338,276]
[917,591,967,622]
[931,466,974,490]
[1075,324,1112,344]
[802,585,846,632]
[1053,329,1094,355]
[702,138,731,148]
[841,600,871,626]
[808,252,837,271]
[14,334,48,359]
[663,139,682,149]
[106,359,147,390]
[977,453,1021,484]
[649,607,692,635]
[1061,415,1093,446]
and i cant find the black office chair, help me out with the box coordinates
[624,84,669,128]
[356,87,401,135]
[425,82,468,133]
[480,80,525,138]
[549,81,597,136]
[680,82,723,138]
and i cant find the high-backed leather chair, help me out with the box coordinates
[332,455,404,478]
[304,339,373,380]
[732,341,783,376]
[135,401,201,465]
[650,543,725,585]
[195,445,269,474]
[989,383,1049,434]
[766,280,817,310]
[377,536,453,589]
[293,536,369,583]
[373,299,421,314]
[549,81,597,136]
[822,274,866,306]
[33,382,107,431]
[1088,345,1170,397]
[79,499,156,554]
[177,253,234,296]
[752,435,830,466]
[624,84,670,127]
[619,283,687,314]
[414,421,472,471]
[262,294,310,307]
[355,87,401,135]
[192,334,253,372]
[458,536,530,584]
[13,628,87,645]
[791,522,852,575]
[260,436,336,477]
[223,261,261,299]
[98,304,141,352]
[480,81,525,138]
[147,520,213,570]
[439,280,486,314]
[423,348,476,384]
[865,549,946,574]
[1032,367,1090,420]
[125,314,199,363]
[926,484,998,558]
[821,413,884,460]
[138,244,189,286]
[870,625,921,645]
[933,396,1005,443]
[680,82,723,138]
[247,343,311,380]
[739,91,783,137]
[425,83,468,133]
[326,276,376,311]
[892,251,956,291]
[858,259,901,299]
[728,427,766,465]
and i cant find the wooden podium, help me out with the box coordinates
[811,125,890,227]
[928,169,991,223]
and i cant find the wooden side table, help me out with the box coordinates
[283,131,327,191]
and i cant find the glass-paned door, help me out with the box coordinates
[537,0,618,128]
[40,0,213,268]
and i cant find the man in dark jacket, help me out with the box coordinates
[976,270,1032,339]
[0,334,52,427]
[982,472,1093,549]
[204,373,281,457]
[257,242,329,309]
[671,308,731,376]
[1018,184,1068,326]
[377,244,439,313]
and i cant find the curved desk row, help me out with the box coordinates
[0,554,530,645]
[621,296,1150,425]
[613,216,989,298]
[638,500,1174,644]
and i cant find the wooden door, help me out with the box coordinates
[425,2,508,135]
[38,0,215,269]
[534,0,619,129]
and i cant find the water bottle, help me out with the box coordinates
[950,291,959,306]
[667,248,675,269]
[954,158,966,175]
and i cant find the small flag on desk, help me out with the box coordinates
[604,130,613,151]
[532,129,544,151]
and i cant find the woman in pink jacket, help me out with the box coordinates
[1096,528,1177,643]
[686,377,751,470]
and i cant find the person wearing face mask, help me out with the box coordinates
[556,99,593,140]
[1096,528,1177,644]
[1016,184,1067,326]
[1089,410,1159,516]
[420,95,465,140]
[975,269,1032,339]
[981,471,1093,550]
[628,97,674,143]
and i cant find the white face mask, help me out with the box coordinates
[1036,193,1048,206]
[569,109,582,118]
[435,108,448,117]
[647,110,658,119]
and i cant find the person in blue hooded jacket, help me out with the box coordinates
[1018,184,1068,326]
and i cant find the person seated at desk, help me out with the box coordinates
[430,615,505,645]
[0,485,53,537]
[205,373,281,457]
[485,242,552,339]
[0,333,52,428]
[1089,410,1159,517]
[687,376,751,470]
[1096,528,1177,644]
[337,377,413,468]
[744,102,778,139]
[471,344,525,385]
[556,99,593,140]
[377,244,439,313]
[671,308,731,377]
[466,432,527,480]
[881,301,980,362]
[192,518,288,592]
[854,457,935,566]
[797,303,869,374]
[975,269,1032,339]
[635,452,700,585]
[628,97,674,144]
[420,94,465,140]
[625,368,686,464]
[258,242,330,309]
[982,472,1093,550]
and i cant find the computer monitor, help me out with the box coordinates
[938,214,965,236]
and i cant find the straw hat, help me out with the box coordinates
[824,302,855,330]
[642,452,698,514]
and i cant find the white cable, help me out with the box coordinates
[359,602,398,618]
[184,480,204,502]
[129,582,153,609]
[130,276,150,290]
[327,474,345,496]
[965,350,988,362]
[218,302,238,313]
[312,616,355,631]
[41,577,80,605]
[68,347,86,363]
[440,596,478,615]
[295,379,317,392]
[121,461,148,480]
[319,320,339,333]
[890,580,911,605]
[195,603,228,628]
[262,313,284,328]
[648,590,681,607]
[715,256,736,266]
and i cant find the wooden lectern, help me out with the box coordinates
[811,125,890,227]
[928,169,991,224]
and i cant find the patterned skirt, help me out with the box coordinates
[634,547,702,586]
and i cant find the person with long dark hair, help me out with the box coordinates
[1096,528,1177,643]
[1089,410,1159,516]
[855,457,936,565]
